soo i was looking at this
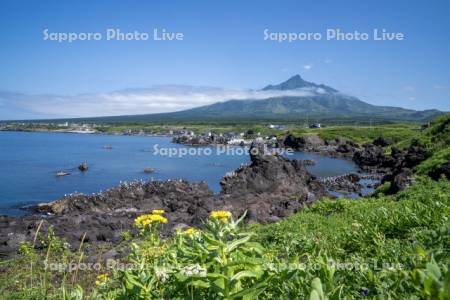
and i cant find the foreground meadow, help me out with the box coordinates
[0,177,448,299]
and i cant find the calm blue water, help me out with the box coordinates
[0,131,358,216]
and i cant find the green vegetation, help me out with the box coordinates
[412,113,450,176]
[1,178,449,299]
[289,123,419,145]
[94,122,421,147]
[258,177,450,298]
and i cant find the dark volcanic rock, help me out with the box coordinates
[282,134,301,149]
[282,134,324,151]
[373,137,390,147]
[353,142,428,194]
[428,162,450,180]
[78,162,89,172]
[404,145,428,168]
[218,139,326,223]
[353,143,428,172]
[37,180,214,216]
[1,180,216,257]
[321,173,362,194]
[390,169,414,193]
[173,134,228,145]
[353,144,386,168]
[282,134,358,157]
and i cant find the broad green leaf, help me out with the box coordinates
[188,279,210,289]
[229,280,268,299]
[225,235,252,253]
[310,290,321,300]
[230,270,259,283]
[426,260,442,280]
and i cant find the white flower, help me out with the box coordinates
[180,264,207,277]
[154,267,170,282]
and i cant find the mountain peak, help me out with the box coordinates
[262,75,338,93]
[284,74,307,86]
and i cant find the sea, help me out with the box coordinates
[0,131,359,216]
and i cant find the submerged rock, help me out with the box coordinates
[78,162,89,172]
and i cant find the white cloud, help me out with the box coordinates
[433,84,448,89]
[303,64,312,70]
[0,85,316,119]
[408,96,416,101]
[324,59,332,64]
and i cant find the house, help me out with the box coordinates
[267,124,288,130]
[309,123,321,129]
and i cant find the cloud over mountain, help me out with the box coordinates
[0,85,315,120]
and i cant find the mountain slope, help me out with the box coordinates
[25,75,444,123]
[135,75,441,122]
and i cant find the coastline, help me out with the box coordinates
[0,129,385,216]
[0,125,433,259]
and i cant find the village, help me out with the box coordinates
[0,121,323,147]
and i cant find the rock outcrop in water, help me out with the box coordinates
[352,141,429,193]
[0,180,215,258]
[282,133,430,194]
[218,139,326,223]
[78,162,89,172]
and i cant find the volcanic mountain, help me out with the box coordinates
[30,75,443,123]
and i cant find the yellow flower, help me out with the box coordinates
[210,210,232,223]
[184,227,200,237]
[134,213,168,228]
[210,210,231,219]
[95,273,109,286]
[152,209,165,215]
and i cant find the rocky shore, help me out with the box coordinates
[0,134,429,259]
[281,134,359,158]
[0,140,326,258]
[281,133,430,193]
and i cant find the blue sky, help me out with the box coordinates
[0,0,449,119]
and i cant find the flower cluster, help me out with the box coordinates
[134,212,168,228]
[180,264,207,277]
[210,210,232,223]
[152,209,165,215]
[154,266,170,283]
[95,273,109,286]
[184,227,200,237]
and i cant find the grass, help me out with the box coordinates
[288,123,419,145]
[0,178,449,299]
